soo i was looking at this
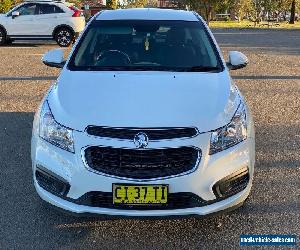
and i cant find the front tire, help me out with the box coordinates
[54,27,74,47]
[0,28,7,46]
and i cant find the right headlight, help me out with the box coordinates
[209,101,247,155]
[39,100,75,153]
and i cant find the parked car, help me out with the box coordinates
[32,8,255,217]
[0,0,85,47]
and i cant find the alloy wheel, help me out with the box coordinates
[57,30,72,47]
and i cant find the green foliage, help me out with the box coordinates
[0,0,12,13]
[68,0,82,8]
[254,0,299,13]
[169,0,300,23]
[146,0,158,7]
[229,0,253,21]
[126,0,148,8]
[116,0,300,24]
[107,0,118,9]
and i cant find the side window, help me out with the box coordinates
[38,4,65,15]
[54,6,64,14]
[17,4,37,16]
[39,4,55,15]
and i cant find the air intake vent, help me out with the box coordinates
[86,126,198,140]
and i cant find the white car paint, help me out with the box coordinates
[31,8,255,217]
[48,70,240,132]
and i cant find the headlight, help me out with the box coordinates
[39,100,74,153]
[209,101,247,155]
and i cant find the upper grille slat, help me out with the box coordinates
[85,146,200,179]
[86,126,198,140]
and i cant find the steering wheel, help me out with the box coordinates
[96,50,131,66]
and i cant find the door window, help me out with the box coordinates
[17,4,37,16]
[38,4,64,15]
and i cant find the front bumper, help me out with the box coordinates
[31,105,255,216]
[35,180,251,217]
[31,136,255,216]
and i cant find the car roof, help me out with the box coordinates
[23,0,67,4]
[96,8,199,21]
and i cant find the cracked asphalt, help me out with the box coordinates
[0,29,299,249]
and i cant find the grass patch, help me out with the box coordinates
[209,20,300,29]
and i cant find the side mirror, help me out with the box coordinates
[42,49,65,68]
[12,11,20,18]
[227,51,248,70]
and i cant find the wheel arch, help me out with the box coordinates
[0,24,7,35]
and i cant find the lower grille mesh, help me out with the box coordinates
[73,191,210,210]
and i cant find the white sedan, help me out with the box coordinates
[31,8,255,217]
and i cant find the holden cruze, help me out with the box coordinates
[31,8,255,217]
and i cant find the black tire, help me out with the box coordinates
[54,27,74,47]
[0,27,7,46]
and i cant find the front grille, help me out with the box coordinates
[86,126,198,140]
[84,146,200,179]
[72,191,211,210]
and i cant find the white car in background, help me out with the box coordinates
[32,8,255,217]
[0,0,85,47]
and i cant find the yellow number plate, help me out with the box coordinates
[113,184,168,205]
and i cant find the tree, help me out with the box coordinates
[146,0,158,7]
[107,0,118,9]
[68,0,82,7]
[170,0,220,23]
[289,0,296,23]
[201,0,220,23]
[0,0,12,13]
[126,0,148,8]
[226,0,253,21]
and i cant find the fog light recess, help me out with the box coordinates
[212,167,250,199]
[35,165,70,197]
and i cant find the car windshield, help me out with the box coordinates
[68,20,223,72]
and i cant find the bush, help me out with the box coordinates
[0,0,12,13]
[224,16,230,21]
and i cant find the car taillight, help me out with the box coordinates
[69,6,82,17]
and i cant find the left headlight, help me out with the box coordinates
[39,100,75,153]
[209,101,247,155]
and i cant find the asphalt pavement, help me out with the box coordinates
[0,29,299,249]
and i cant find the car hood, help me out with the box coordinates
[48,70,240,132]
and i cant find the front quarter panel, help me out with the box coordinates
[31,83,56,167]
[0,15,8,30]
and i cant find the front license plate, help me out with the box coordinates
[113,184,168,205]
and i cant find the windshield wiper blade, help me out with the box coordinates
[93,66,173,71]
[180,66,221,72]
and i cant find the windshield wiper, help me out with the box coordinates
[89,65,174,71]
[179,66,221,72]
